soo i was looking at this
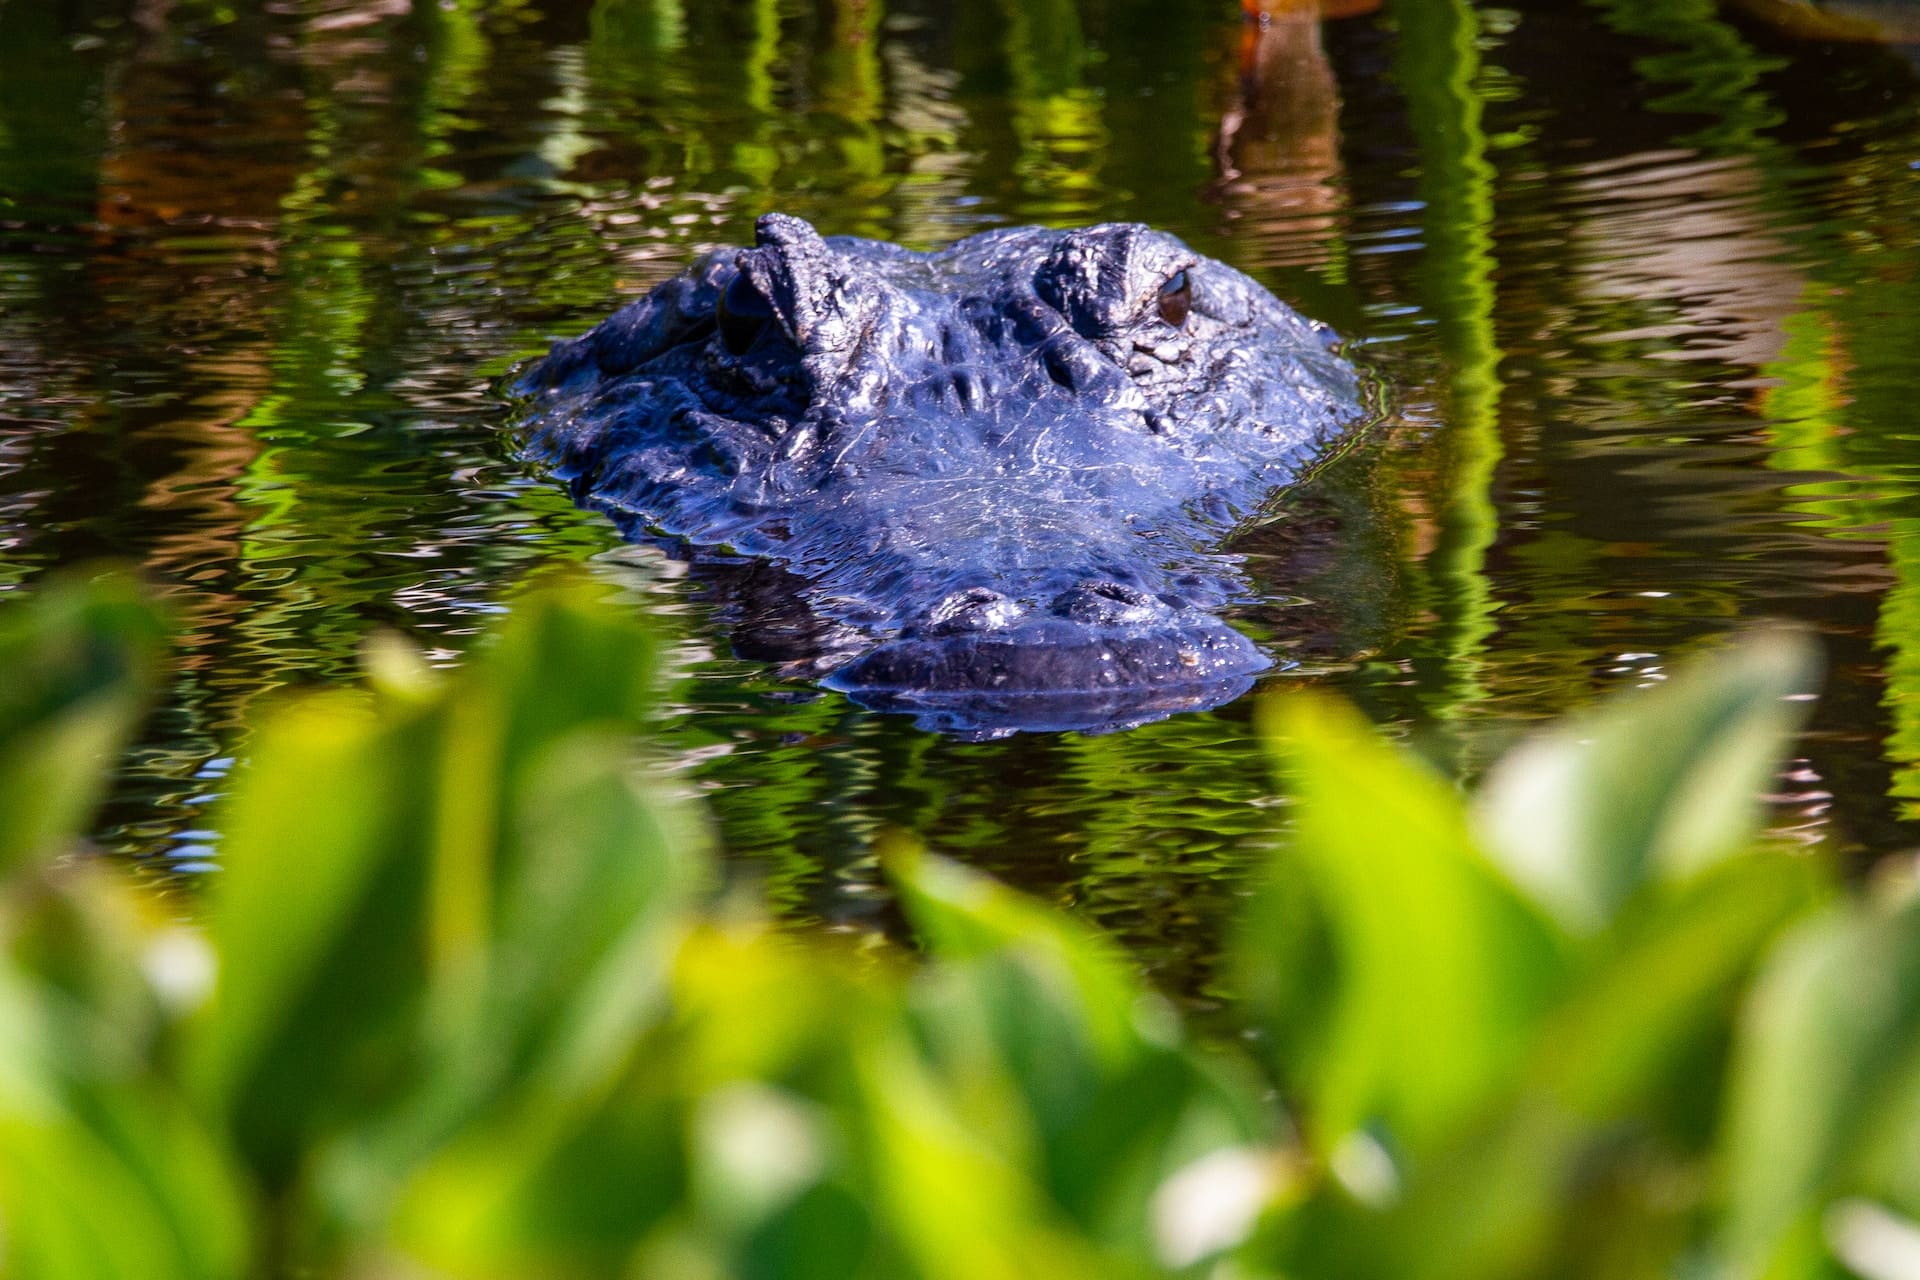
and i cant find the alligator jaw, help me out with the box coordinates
[822,614,1270,737]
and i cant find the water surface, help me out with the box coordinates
[4,0,1919,989]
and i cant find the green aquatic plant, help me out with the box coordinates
[1,573,1916,1279]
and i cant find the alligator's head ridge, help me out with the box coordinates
[515,213,1367,737]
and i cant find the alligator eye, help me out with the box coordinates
[717,272,773,355]
[1157,269,1192,328]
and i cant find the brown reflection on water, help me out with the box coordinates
[1211,0,1371,269]
[92,5,307,679]
[1563,150,1808,374]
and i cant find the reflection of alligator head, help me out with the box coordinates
[515,213,1365,736]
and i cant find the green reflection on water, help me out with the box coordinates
[1759,204,1920,818]
[1391,0,1506,737]
[1592,0,1788,147]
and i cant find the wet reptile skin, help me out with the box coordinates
[514,213,1365,736]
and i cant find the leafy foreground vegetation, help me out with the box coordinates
[3,575,1919,1280]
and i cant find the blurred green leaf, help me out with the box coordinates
[668,924,889,1279]
[329,734,708,1246]
[1,870,248,1280]
[1243,694,1569,1159]
[0,1079,249,1280]
[1721,883,1920,1275]
[185,688,436,1186]
[892,849,1270,1262]
[1339,850,1825,1280]
[188,580,669,1193]
[850,1030,1112,1280]
[388,920,873,1276]
[1532,852,1826,1120]
[1475,631,1819,932]
[0,572,166,872]
[414,575,669,990]
[449,729,706,1096]
[385,1078,689,1276]
[891,847,1148,1070]
[1248,637,1828,1280]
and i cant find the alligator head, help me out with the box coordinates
[515,213,1365,736]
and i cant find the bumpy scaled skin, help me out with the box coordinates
[516,213,1364,736]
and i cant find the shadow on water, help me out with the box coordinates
[3,0,1920,983]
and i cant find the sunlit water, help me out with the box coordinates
[4,0,1919,989]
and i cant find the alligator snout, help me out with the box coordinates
[1053,581,1166,627]
[921,580,1165,637]
[821,578,1269,735]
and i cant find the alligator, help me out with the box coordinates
[514,213,1367,736]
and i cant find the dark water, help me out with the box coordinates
[4,0,1919,989]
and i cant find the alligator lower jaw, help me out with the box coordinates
[826,677,1264,739]
[820,621,1271,737]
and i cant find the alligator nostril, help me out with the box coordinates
[1054,581,1163,626]
[925,587,1024,636]
[1043,342,1083,392]
[951,368,988,412]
